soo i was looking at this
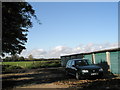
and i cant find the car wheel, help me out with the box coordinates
[76,72,80,80]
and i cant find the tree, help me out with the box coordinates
[2,2,40,56]
[11,54,19,61]
[28,54,34,60]
[4,57,12,62]
[18,56,25,61]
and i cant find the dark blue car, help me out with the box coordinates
[65,59,103,79]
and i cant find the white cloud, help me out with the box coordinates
[20,49,47,58]
[46,46,72,58]
[20,42,118,59]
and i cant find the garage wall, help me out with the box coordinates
[71,55,77,59]
[76,54,83,59]
[61,49,120,74]
[84,54,92,63]
[61,57,66,67]
[95,52,106,64]
[110,51,119,74]
[61,55,83,67]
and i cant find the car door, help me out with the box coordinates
[70,60,77,75]
[66,60,72,74]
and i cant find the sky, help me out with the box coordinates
[20,2,118,59]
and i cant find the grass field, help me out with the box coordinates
[2,61,34,68]
[2,60,61,69]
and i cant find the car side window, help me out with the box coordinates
[69,60,72,67]
[75,60,88,66]
[71,61,75,67]
[66,60,71,67]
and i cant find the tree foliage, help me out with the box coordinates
[28,54,34,60]
[2,2,39,56]
[18,56,25,61]
[3,54,25,61]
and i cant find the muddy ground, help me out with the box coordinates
[1,67,120,90]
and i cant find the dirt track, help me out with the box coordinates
[2,67,120,90]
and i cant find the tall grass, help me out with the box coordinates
[27,60,61,69]
[2,61,35,68]
[2,60,61,69]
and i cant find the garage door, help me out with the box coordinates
[95,52,106,64]
[110,51,119,74]
[84,54,92,63]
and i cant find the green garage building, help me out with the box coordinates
[61,48,120,74]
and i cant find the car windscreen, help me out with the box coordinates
[75,60,90,66]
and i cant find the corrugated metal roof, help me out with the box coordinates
[61,48,120,57]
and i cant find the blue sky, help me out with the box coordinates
[21,2,118,58]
